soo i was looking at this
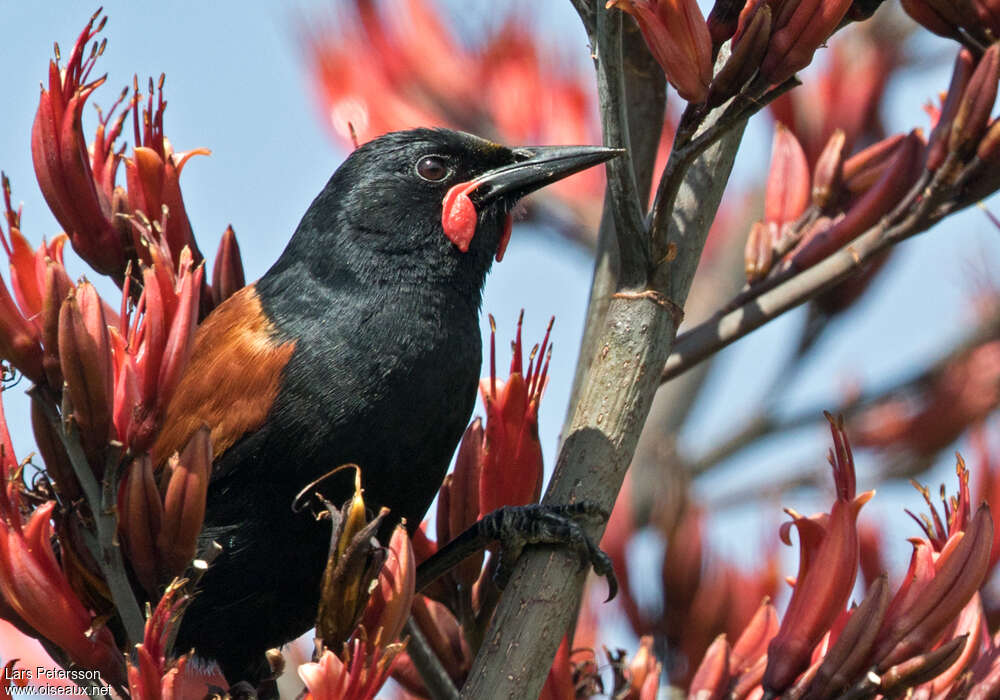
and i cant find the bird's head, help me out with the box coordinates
[274,128,619,296]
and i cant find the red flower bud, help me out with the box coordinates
[158,427,212,579]
[58,283,114,461]
[689,634,731,700]
[119,454,163,596]
[211,225,246,306]
[950,43,1000,159]
[926,49,975,172]
[607,0,714,103]
[811,129,846,209]
[708,2,772,108]
[764,122,810,239]
[760,0,855,84]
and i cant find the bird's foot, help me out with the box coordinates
[416,502,617,601]
[484,503,617,600]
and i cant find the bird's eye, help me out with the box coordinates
[416,155,449,182]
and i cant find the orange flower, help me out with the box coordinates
[299,639,404,700]
[477,313,550,516]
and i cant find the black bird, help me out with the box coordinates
[152,128,618,682]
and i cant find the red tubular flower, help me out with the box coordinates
[31,10,128,279]
[116,244,204,452]
[799,574,889,699]
[299,639,404,700]
[157,427,212,579]
[761,415,873,695]
[926,49,976,172]
[606,0,713,103]
[870,463,993,670]
[765,123,811,233]
[0,394,122,686]
[119,454,163,596]
[745,123,810,281]
[124,76,209,268]
[730,599,779,677]
[949,43,1000,160]
[0,178,66,385]
[811,129,846,210]
[358,523,415,647]
[477,313,550,516]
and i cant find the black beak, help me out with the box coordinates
[470,145,624,204]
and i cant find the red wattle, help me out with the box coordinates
[496,214,513,262]
[442,182,479,252]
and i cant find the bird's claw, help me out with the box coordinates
[481,502,618,601]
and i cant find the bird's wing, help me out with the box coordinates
[151,285,297,471]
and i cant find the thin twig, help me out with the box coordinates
[404,616,460,700]
[649,76,799,256]
[660,168,977,383]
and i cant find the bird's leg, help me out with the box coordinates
[415,503,618,602]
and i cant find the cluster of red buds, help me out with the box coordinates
[0,10,247,692]
[683,417,998,698]
[741,40,1000,287]
[0,396,123,689]
[607,0,872,107]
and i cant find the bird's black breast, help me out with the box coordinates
[257,268,483,521]
[177,264,484,676]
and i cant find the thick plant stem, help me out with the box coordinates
[460,88,748,700]
[562,11,665,445]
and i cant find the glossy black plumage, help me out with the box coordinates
[160,128,617,683]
